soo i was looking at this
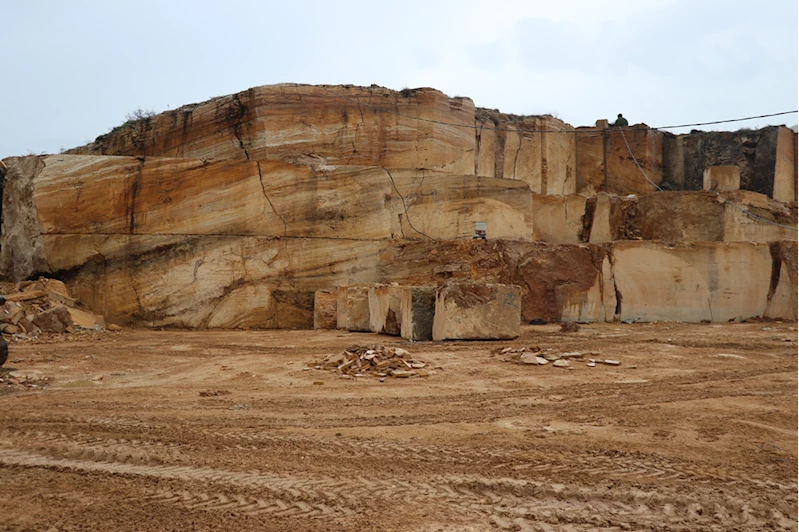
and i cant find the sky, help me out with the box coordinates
[2,0,797,159]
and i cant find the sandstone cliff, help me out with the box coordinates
[1,84,795,328]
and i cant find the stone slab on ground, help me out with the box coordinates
[400,286,437,342]
[368,285,404,335]
[336,286,371,332]
[313,289,338,330]
[432,282,521,341]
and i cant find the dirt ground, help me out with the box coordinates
[0,322,796,532]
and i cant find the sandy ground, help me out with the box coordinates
[0,322,796,532]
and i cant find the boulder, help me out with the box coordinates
[432,282,521,341]
[400,286,436,342]
[65,307,105,329]
[32,305,73,333]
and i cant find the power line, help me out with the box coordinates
[319,86,796,134]
[620,129,664,192]
[654,111,798,130]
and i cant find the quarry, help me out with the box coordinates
[0,84,796,531]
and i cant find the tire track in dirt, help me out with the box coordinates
[3,415,796,493]
[1,447,791,531]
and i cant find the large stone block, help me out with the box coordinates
[612,241,775,322]
[337,286,371,332]
[764,242,797,320]
[392,173,534,241]
[400,286,436,341]
[474,112,576,195]
[703,166,740,191]
[314,289,338,330]
[631,191,796,243]
[368,284,404,335]
[604,126,664,195]
[25,155,396,240]
[576,126,605,194]
[532,194,587,243]
[432,282,521,341]
[560,255,617,323]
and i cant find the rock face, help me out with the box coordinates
[630,191,797,243]
[612,241,778,322]
[662,126,784,195]
[532,194,587,243]
[69,85,477,175]
[474,112,577,194]
[1,84,796,329]
[400,286,436,341]
[432,282,521,341]
[575,124,663,195]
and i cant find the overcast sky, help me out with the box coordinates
[2,0,797,159]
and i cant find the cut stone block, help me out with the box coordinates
[612,241,774,323]
[368,285,404,335]
[604,126,664,195]
[560,255,617,323]
[400,286,436,341]
[703,166,740,192]
[532,194,587,243]
[313,289,338,330]
[633,191,796,243]
[336,285,371,332]
[432,282,521,341]
[588,193,613,243]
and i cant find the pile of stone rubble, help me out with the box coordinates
[498,346,621,369]
[311,344,428,379]
[0,278,108,339]
[0,369,49,390]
